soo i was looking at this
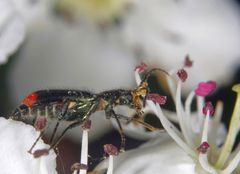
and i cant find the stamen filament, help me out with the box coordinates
[185,91,195,117]
[198,111,217,173]
[106,156,114,174]
[176,81,193,146]
[197,96,204,130]
[166,74,177,103]
[185,90,196,146]
[79,130,89,174]
[221,149,240,174]
[209,101,223,151]
[215,84,240,169]
[148,100,197,158]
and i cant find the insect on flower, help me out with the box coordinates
[10,65,167,157]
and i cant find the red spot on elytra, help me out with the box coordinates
[22,92,38,107]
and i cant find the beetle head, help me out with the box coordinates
[131,81,148,115]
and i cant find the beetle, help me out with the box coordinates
[10,67,167,155]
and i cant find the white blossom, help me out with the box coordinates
[0,0,47,64]
[122,0,240,92]
[0,117,57,174]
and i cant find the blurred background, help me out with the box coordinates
[0,0,240,173]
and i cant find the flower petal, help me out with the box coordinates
[0,117,57,174]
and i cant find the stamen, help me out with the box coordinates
[135,62,147,73]
[82,120,92,130]
[198,110,217,173]
[202,102,215,116]
[34,116,47,131]
[221,149,240,174]
[208,101,224,149]
[184,55,193,67]
[146,93,167,105]
[196,96,204,130]
[148,100,197,158]
[215,84,240,169]
[195,81,217,97]
[135,68,196,158]
[166,74,177,103]
[104,144,119,174]
[76,121,91,174]
[175,81,193,146]
[107,155,114,174]
[177,69,188,82]
[104,144,119,156]
[197,142,210,154]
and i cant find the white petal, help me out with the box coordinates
[0,0,47,64]
[0,117,57,174]
[113,135,195,174]
[123,0,240,92]
[0,17,25,64]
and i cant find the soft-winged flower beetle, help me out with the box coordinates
[10,66,167,155]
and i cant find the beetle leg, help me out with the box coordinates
[115,113,161,132]
[49,120,83,150]
[49,99,70,145]
[49,102,98,150]
[49,121,60,144]
[105,106,126,152]
[28,130,45,154]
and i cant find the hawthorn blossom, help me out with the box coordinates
[122,0,240,91]
[97,61,240,174]
[133,64,240,173]
[0,0,47,63]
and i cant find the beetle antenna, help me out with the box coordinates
[140,68,169,106]
[141,68,169,85]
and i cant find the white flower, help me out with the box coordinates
[109,135,195,174]
[134,64,240,173]
[0,0,46,64]
[99,62,240,174]
[122,0,240,91]
[0,117,57,174]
